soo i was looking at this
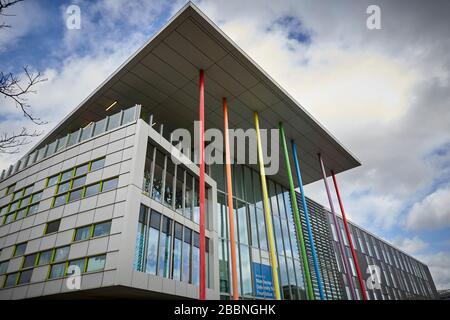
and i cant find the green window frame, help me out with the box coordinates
[47,174,60,187]
[92,221,111,238]
[22,253,38,269]
[53,246,70,262]
[86,254,106,272]
[6,184,16,196]
[90,157,106,172]
[13,242,27,257]
[37,249,53,266]
[48,262,66,279]
[73,225,92,242]
[101,177,119,192]
[44,219,61,235]
[3,272,19,288]
[84,183,100,197]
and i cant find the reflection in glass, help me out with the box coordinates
[182,228,191,283]
[172,223,183,281]
[158,216,172,278]
[146,211,160,275]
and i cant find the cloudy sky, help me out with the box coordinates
[1,0,449,290]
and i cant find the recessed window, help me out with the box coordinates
[17,269,33,285]
[3,273,18,287]
[12,191,22,201]
[93,118,107,136]
[27,204,39,215]
[45,219,61,235]
[3,213,15,224]
[74,225,92,242]
[68,258,85,274]
[86,254,106,272]
[9,201,19,212]
[102,177,118,192]
[31,191,42,203]
[53,246,70,262]
[93,221,111,238]
[68,189,83,202]
[58,181,71,194]
[38,250,52,265]
[47,175,59,187]
[19,196,31,208]
[91,157,105,172]
[49,263,66,279]
[13,243,27,257]
[71,176,86,189]
[22,253,38,268]
[16,209,27,220]
[53,194,67,207]
[61,169,74,182]
[75,164,89,176]
[85,183,100,197]
[23,185,34,197]
[0,261,8,275]
[0,206,8,215]
[6,184,15,195]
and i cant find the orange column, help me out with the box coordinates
[223,98,239,300]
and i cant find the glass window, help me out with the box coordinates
[49,263,66,279]
[80,123,93,142]
[12,190,22,201]
[85,183,100,197]
[4,213,15,224]
[36,146,47,161]
[256,208,268,251]
[133,206,147,272]
[184,173,193,219]
[172,222,183,281]
[45,219,61,234]
[102,177,118,192]
[107,112,121,130]
[164,159,175,207]
[0,205,8,215]
[193,178,200,224]
[4,272,18,287]
[38,250,52,265]
[146,211,161,275]
[93,221,111,238]
[158,216,172,278]
[57,181,70,194]
[182,227,192,283]
[56,135,68,151]
[237,201,249,245]
[86,254,106,272]
[68,188,83,202]
[240,244,252,295]
[17,269,33,285]
[90,157,105,171]
[68,258,85,274]
[93,118,107,136]
[15,208,27,220]
[31,191,42,203]
[47,140,58,157]
[75,164,89,176]
[74,225,92,241]
[53,246,70,262]
[23,253,38,268]
[152,150,165,202]
[14,243,27,257]
[0,261,8,275]
[6,184,16,195]
[61,170,73,182]
[27,204,39,215]
[9,201,19,212]
[71,176,86,189]
[174,167,184,212]
[53,195,67,208]
[122,106,136,125]
[23,185,34,197]
[192,232,200,286]
[66,129,80,147]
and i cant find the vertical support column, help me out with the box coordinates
[290,138,325,300]
[199,70,206,300]
[254,112,281,300]
[318,153,357,300]
[223,98,239,300]
[331,171,368,300]
[279,123,315,300]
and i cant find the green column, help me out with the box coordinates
[279,122,314,300]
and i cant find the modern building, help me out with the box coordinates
[0,3,438,300]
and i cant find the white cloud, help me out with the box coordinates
[392,236,429,254]
[416,251,450,290]
[406,185,450,230]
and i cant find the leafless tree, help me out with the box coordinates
[0,0,46,154]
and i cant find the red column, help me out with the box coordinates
[331,171,368,300]
[199,70,206,300]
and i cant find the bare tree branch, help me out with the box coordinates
[0,66,48,124]
[0,0,23,28]
[0,127,41,154]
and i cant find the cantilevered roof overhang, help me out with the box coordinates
[30,2,360,186]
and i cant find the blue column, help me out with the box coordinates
[291,141,325,300]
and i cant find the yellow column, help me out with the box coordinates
[254,112,281,300]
